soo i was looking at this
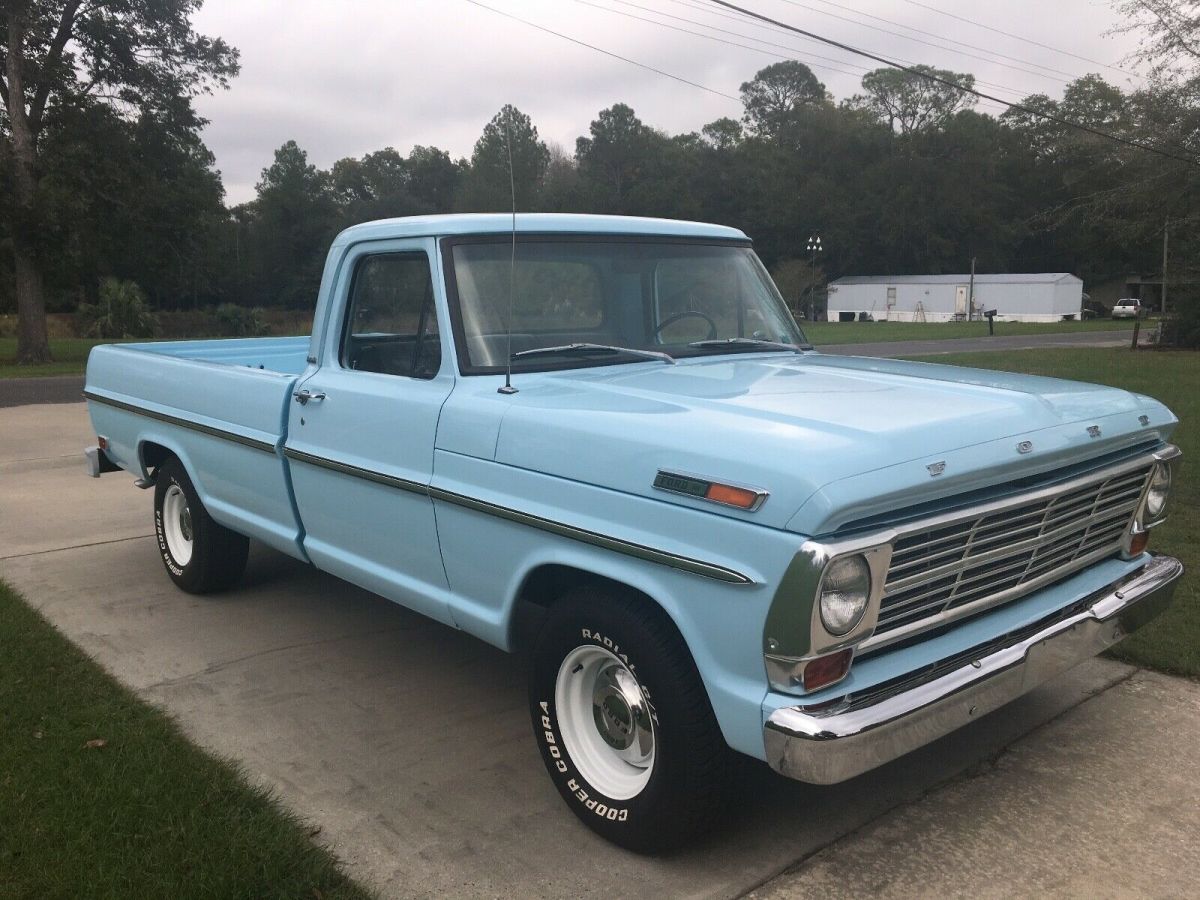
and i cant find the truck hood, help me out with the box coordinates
[492,353,1176,535]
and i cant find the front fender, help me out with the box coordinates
[431,450,802,760]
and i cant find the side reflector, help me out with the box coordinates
[1129,531,1149,555]
[705,482,760,510]
[803,648,853,692]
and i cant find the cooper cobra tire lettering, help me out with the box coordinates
[154,479,185,577]
[529,585,731,852]
[540,707,629,816]
[153,458,249,594]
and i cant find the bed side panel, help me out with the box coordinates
[85,344,305,558]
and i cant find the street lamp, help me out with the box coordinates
[806,235,822,321]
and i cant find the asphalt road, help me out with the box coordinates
[0,329,1134,409]
[3,402,1197,898]
[0,374,85,408]
[820,327,1134,358]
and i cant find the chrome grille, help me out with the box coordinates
[873,463,1152,643]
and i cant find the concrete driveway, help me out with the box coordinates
[3,402,1197,898]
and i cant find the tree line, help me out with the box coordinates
[3,0,1199,362]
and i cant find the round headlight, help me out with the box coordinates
[819,554,871,635]
[1145,462,1172,518]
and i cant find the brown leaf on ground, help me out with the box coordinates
[84,738,107,749]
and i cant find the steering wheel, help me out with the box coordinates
[653,309,718,341]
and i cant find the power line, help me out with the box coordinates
[896,0,1141,81]
[664,0,1053,98]
[577,0,870,80]
[775,0,1078,84]
[705,0,1200,166]
[801,0,1085,81]
[462,0,740,102]
[607,0,1033,100]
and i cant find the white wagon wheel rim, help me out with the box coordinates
[555,644,655,800]
[162,484,194,567]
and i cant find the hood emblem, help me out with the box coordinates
[926,461,946,477]
[1139,415,1150,427]
[1087,425,1102,439]
[1016,440,1033,455]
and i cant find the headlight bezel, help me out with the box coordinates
[1127,449,1181,555]
[763,539,892,694]
[1144,461,1172,520]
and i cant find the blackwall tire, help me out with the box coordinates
[529,584,731,853]
[153,457,249,594]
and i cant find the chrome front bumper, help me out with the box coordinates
[764,554,1184,784]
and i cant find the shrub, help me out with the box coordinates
[76,279,158,338]
[1158,292,1200,349]
[213,303,268,337]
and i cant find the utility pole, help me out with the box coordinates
[967,257,976,322]
[1162,217,1169,317]
[806,235,822,321]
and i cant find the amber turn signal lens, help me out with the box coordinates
[1129,531,1149,555]
[705,483,759,509]
[803,648,853,692]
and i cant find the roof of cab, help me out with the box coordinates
[333,213,749,245]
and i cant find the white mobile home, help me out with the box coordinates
[825,273,1084,323]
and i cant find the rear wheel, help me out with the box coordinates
[529,584,731,853]
[153,457,249,593]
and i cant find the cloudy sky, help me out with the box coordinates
[191,0,1145,204]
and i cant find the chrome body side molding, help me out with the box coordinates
[284,448,754,585]
[83,390,276,454]
[283,447,426,495]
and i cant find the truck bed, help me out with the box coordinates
[115,335,312,373]
[84,337,311,559]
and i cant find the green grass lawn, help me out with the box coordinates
[803,317,1134,346]
[0,338,109,379]
[0,580,372,900]
[906,348,1199,677]
[0,319,1136,377]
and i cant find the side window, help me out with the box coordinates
[342,253,441,379]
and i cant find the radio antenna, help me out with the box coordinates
[498,111,519,395]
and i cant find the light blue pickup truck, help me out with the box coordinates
[85,214,1183,851]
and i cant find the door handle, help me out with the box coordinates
[293,389,327,405]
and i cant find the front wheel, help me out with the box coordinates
[154,457,249,593]
[529,585,731,853]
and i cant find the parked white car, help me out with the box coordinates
[1112,298,1144,319]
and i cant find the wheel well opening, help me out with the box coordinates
[510,564,661,653]
[139,441,175,478]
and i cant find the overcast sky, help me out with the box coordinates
[191,0,1145,204]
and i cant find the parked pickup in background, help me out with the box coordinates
[1112,298,1145,318]
[85,214,1184,852]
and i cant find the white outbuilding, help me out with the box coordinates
[825,273,1084,323]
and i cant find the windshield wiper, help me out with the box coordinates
[512,343,675,365]
[687,338,810,353]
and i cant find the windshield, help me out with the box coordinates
[446,238,808,373]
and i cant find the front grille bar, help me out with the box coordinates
[858,453,1156,653]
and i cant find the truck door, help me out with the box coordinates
[284,238,454,625]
